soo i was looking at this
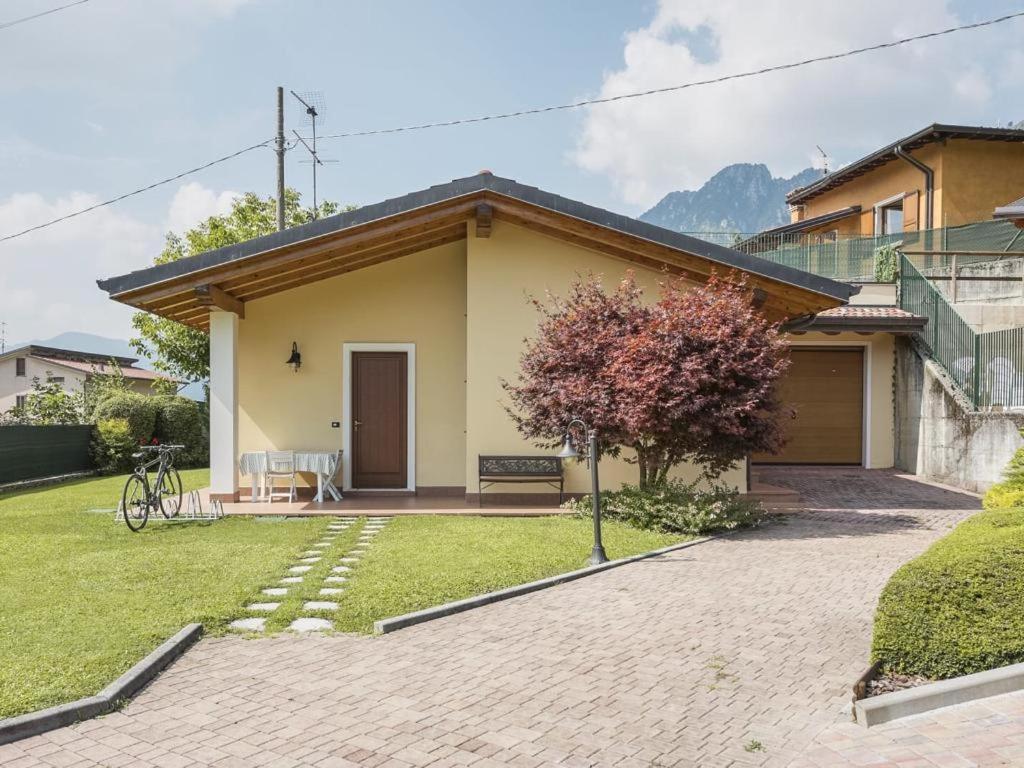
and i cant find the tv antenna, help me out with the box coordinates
[816,145,830,176]
[290,90,337,218]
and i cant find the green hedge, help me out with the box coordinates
[92,392,158,445]
[871,507,1024,678]
[154,396,207,467]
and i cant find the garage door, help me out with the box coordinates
[754,348,864,465]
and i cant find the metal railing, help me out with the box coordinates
[900,255,1024,409]
[685,219,1024,283]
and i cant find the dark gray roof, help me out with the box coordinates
[788,124,1024,205]
[738,206,861,249]
[0,344,138,367]
[994,195,1024,220]
[98,172,857,302]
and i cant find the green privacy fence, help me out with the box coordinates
[900,255,1024,409]
[0,425,94,484]
[687,219,1024,283]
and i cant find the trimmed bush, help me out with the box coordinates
[563,479,764,535]
[92,392,158,445]
[871,507,1024,679]
[153,395,207,467]
[91,419,136,475]
[983,481,1024,510]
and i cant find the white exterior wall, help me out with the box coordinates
[0,356,88,412]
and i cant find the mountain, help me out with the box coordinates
[640,164,821,235]
[12,331,137,360]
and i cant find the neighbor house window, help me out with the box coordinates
[880,203,904,234]
[874,194,905,236]
[15,358,26,377]
[15,395,26,409]
[47,376,65,385]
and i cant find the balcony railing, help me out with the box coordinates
[684,219,1024,283]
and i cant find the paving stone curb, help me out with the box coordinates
[0,623,203,746]
[374,536,715,634]
[854,661,1024,727]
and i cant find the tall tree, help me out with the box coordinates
[131,189,341,382]
[504,272,791,487]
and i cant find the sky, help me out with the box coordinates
[1,0,1023,344]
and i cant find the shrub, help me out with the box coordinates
[153,395,207,467]
[873,244,900,283]
[91,419,137,475]
[563,479,765,536]
[983,481,1024,510]
[871,507,1024,679]
[92,392,158,445]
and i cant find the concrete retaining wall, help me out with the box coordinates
[896,337,1024,492]
[926,257,1024,305]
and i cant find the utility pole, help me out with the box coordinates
[276,86,286,231]
[0,321,6,354]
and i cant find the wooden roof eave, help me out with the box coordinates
[118,191,845,331]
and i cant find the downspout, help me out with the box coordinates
[894,145,934,230]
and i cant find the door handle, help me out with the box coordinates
[353,419,363,429]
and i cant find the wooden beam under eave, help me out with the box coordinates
[474,203,493,237]
[194,284,245,319]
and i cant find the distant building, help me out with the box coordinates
[0,344,171,412]
[781,123,1024,239]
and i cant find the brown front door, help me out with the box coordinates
[351,351,408,488]
[754,348,864,465]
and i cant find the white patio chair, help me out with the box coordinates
[265,450,297,503]
[324,450,343,501]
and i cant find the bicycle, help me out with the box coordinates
[121,445,185,532]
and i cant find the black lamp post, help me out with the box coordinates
[557,418,608,565]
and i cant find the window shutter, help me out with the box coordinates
[902,191,920,231]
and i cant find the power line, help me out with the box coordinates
[0,141,272,243]
[0,0,92,31]
[3,9,1023,243]
[313,10,1024,140]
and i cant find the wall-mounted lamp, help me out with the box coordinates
[285,342,302,372]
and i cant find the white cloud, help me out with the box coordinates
[0,183,237,342]
[166,182,240,237]
[573,1,1023,208]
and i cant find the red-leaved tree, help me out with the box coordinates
[503,272,791,487]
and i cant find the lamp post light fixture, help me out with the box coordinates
[285,342,302,372]
[557,418,608,565]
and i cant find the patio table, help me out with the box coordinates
[238,450,342,503]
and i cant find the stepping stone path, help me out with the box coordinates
[289,618,332,633]
[303,601,338,611]
[229,617,266,632]
[230,516,392,636]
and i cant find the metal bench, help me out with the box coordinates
[478,455,564,506]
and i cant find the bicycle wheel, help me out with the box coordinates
[158,467,183,519]
[122,473,149,532]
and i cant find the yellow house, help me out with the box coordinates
[776,124,1024,240]
[99,172,920,504]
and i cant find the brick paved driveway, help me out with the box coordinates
[1,469,983,768]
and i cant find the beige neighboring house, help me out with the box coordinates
[0,345,169,413]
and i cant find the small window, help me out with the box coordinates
[47,376,65,385]
[15,358,26,377]
[15,394,26,409]
[880,203,904,234]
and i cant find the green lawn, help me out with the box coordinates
[329,516,687,633]
[872,506,1024,679]
[1,473,687,719]
[0,471,325,719]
